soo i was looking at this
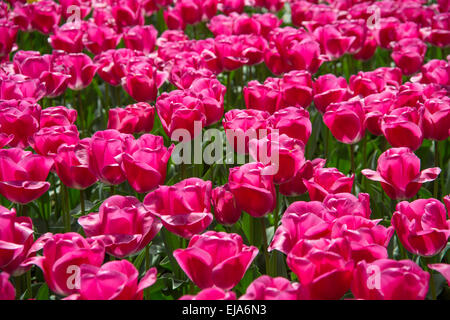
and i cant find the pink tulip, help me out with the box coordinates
[180,287,236,300]
[314,25,355,60]
[0,133,13,149]
[350,68,402,97]
[287,238,354,300]
[228,162,276,218]
[362,147,441,200]
[381,107,424,151]
[391,38,427,76]
[278,158,326,197]
[0,99,41,148]
[323,100,366,144]
[331,215,394,263]
[269,201,333,255]
[65,261,157,300]
[55,53,97,91]
[49,23,85,53]
[280,70,313,109]
[122,71,158,103]
[123,25,158,54]
[240,275,300,300]
[244,79,281,114]
[411,59,450,86]
[122,134,173,193]
[0,273,15,300]
[156,90,206,140]
[189,77,225,126]
[25,232,105,296]
[60,0,91,20]
[304,167,354,202]
[323,193,372,220]
[83,23,122,55]
[143,178,213,239]
[108,102,155,134]
[54,139,98,190]
[313,74,349,114]
[87,130,130,185]
[0,206,34,276]
[111,0,145,31]
[211,184,242,226]
[363,89,397,136]
[29,0,61,34]
[173,231,258,290]
[0,148,53,204]
[79,195,162,258]
[223,109,270,154]
[420,98,450,141]
[428,263,450,286]
[40,106,77,128]
[269,107,311,145]
[392,198,450,257]
[249,133,305,184]
[352,259,429,300]
[30,125,80,157]
[0,75,46,101]
[0,20,18,62]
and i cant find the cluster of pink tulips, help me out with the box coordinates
[0,0,449,301]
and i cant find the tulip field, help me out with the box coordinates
[1,0,450,302]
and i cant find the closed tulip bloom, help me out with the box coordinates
[0,273,15,300]
[313,74,349,114]
[143,178,213,239]
[173,231,258,290]
[111,0,145,31]
[29,0,61,34]
[249,133,306,184]
[313,25,356,60]
[0,99,41,148]
[78,195,162,258]
[363,89,397,136]
[25,232,105,297]
[65,260,157,300]
[0,206,35,276]
[350,68,402,97]
[82,23,122,55]
[180,287,236,300]
[189,77,225,126]
[30,125,80,157]
[122,71,158,103]
[49,23,85,53]
[60,0,91,20]
[269,201,334,255]
[279,158,326,197]
[287,238,354,300]
[0,20,18,62]
[54,139,98,190]
[304,167,354,202]
[212,184,242,226]
[223,109,270,154]
[331,215,394,263]
[123,25,158,54]
[87,130,130,185]
[391,38,427,76]
[323,193,372,219]
[280,70,313,109]
[156,90,206,140]
[351,259,429,300]
[362,147,441,200]
[107,103,155,134]
[269,107,312,146]
[411,59,450,86]
[392,198,450,257]
[244,79,282,114]
[323,100,366,144]
[240,275,300,300]
[228,162,276,217]
[0,133,13,149]
[56,53,97,91]
[0,148,53,204]
[40,106,77,128]
[122,134,173,193]
[381,107,423,150]
[420,98,450,141]
[428,263,450,286]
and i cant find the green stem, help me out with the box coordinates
[425,257,437,300]
[260,218,270,275]
[110,185,115,196]
[26,270,32,299]
[77,91,85,137]
[62,184,71,232]
[433,140,440,199]
[80,189,85,216]
[226,72,232,110]
[144,244,150,300]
